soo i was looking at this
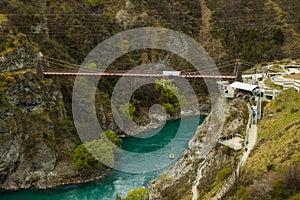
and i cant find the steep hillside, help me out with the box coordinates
[206,0,300,63]
[195,89,300,200]
[0,47,114,190]
[227,89,300,200]
[149,97,249,200]
[1,0,300,66]
[1,0,300,193]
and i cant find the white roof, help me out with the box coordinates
[230,82,258,92]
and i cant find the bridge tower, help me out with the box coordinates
[36,52,44,80]
[234,59,243,82]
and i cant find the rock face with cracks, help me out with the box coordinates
[0,47,113,190]
[149,97,249,200]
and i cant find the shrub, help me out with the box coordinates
[269,180,291,200]
[289,193,300,200]
[71,130,121,170]
[119,103,136,122]
[4,75,15,83]
[120,188,149,200]
[2,73,16,87]
[86,139,114,167]
[155,79,187,114]
[70,144,102,171]
[86,0,103,7]
[267,164,275,171]
[216,167,233,181]
[84,63,97,69]
[103,130,122,147]
[162,103,174,114]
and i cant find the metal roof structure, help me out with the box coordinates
[230,82,258,92]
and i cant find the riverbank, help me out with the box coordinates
[0,115,204,199]
[149,96,230,199]
[34,169,112,190]
[124,103,210,137]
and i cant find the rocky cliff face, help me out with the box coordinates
[0,46,37,72]
[149,95,229,199]
[149,97,249,199]
[0,47,113,190]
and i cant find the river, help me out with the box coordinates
[0,115,205,200]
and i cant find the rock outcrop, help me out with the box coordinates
[149,95,229,199]
[149,97,249,199]
[0,47,113,190]
[0,46,37,73]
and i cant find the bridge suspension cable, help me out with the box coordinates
[42,56,253,78]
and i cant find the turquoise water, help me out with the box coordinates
[0,115,205,200]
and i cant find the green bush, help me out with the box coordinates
[216,167,233,181]
[155,79,187,115]
[120,188,149,200]
[119,103,136,121]
[162,103,175,114]
[103,130,122,147]
[269,180,291,200]
[71,130,121,170]
[288,193,300,200]
[267,164,275,171]
[86,139,114,167]
[86,0,103,7]
[84,63,97,69]
[70,144,102,171]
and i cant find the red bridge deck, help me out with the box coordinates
[43,69,236,80]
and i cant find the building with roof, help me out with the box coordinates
[230,82,258,92]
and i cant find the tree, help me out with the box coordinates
[141,52,150,64]
[84,62,97,69]
[155,79,187,114]
[119,103,136,121]
[71,130,122,170]
[120,188,149,200]
[70,144,102,171]
[86,139,115,167]
[103,130,122,147]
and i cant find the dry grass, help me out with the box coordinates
[245,89,300,178]
[0,14,7,26]
[284,73,300,80]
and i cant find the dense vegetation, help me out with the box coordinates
[1,0,300,193]
[119,188,149,200]
[2,0,300,122]
[206,0,300,63]
[71,130,121,171]
[1,0,300,67]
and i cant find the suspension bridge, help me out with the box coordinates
[38,56,255,80]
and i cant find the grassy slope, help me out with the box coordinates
[227,89,300,199]
[264,77,283,90]
[284,74,300,80]
[247,89,300,176]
